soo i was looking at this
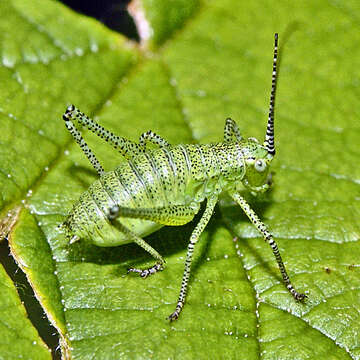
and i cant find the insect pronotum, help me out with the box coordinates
[62,33,306,321]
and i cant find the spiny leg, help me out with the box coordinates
[139,130,170,150]
[169,196,218,321]
[63,105,144,160]
[63,110,105,176]
[224,117,243,143]
[230,192,306,301]
[108,204,200,276]
[111,220,165,277]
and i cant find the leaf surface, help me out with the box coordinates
[0,261,51,359]
[1,0,360,359]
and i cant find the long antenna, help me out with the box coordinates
[264,33,278,156]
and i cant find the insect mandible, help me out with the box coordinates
[62,33,307,321]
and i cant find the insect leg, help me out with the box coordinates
[108,204,199,226]
[63,105,144,160]
[230,191,307,301]
[139,130,170,150]
[63,110,105,176]
[168,196,218,321]
[112,220,166,277]
[108,204,200,277]
[224,117,243,142]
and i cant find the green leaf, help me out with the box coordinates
[135,0,200,47]
[0,261,50,359]
[1,0,360,359]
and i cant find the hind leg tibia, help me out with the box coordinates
[63,105,143,160]
[111,220,165,277]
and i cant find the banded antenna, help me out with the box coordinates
[264,33,278,156]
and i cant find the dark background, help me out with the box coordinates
[60,0,140,41]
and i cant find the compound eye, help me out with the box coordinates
[255,159,266,172]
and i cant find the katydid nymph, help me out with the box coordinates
[62,33,306,321]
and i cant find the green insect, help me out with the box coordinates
[62,33,306,321]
